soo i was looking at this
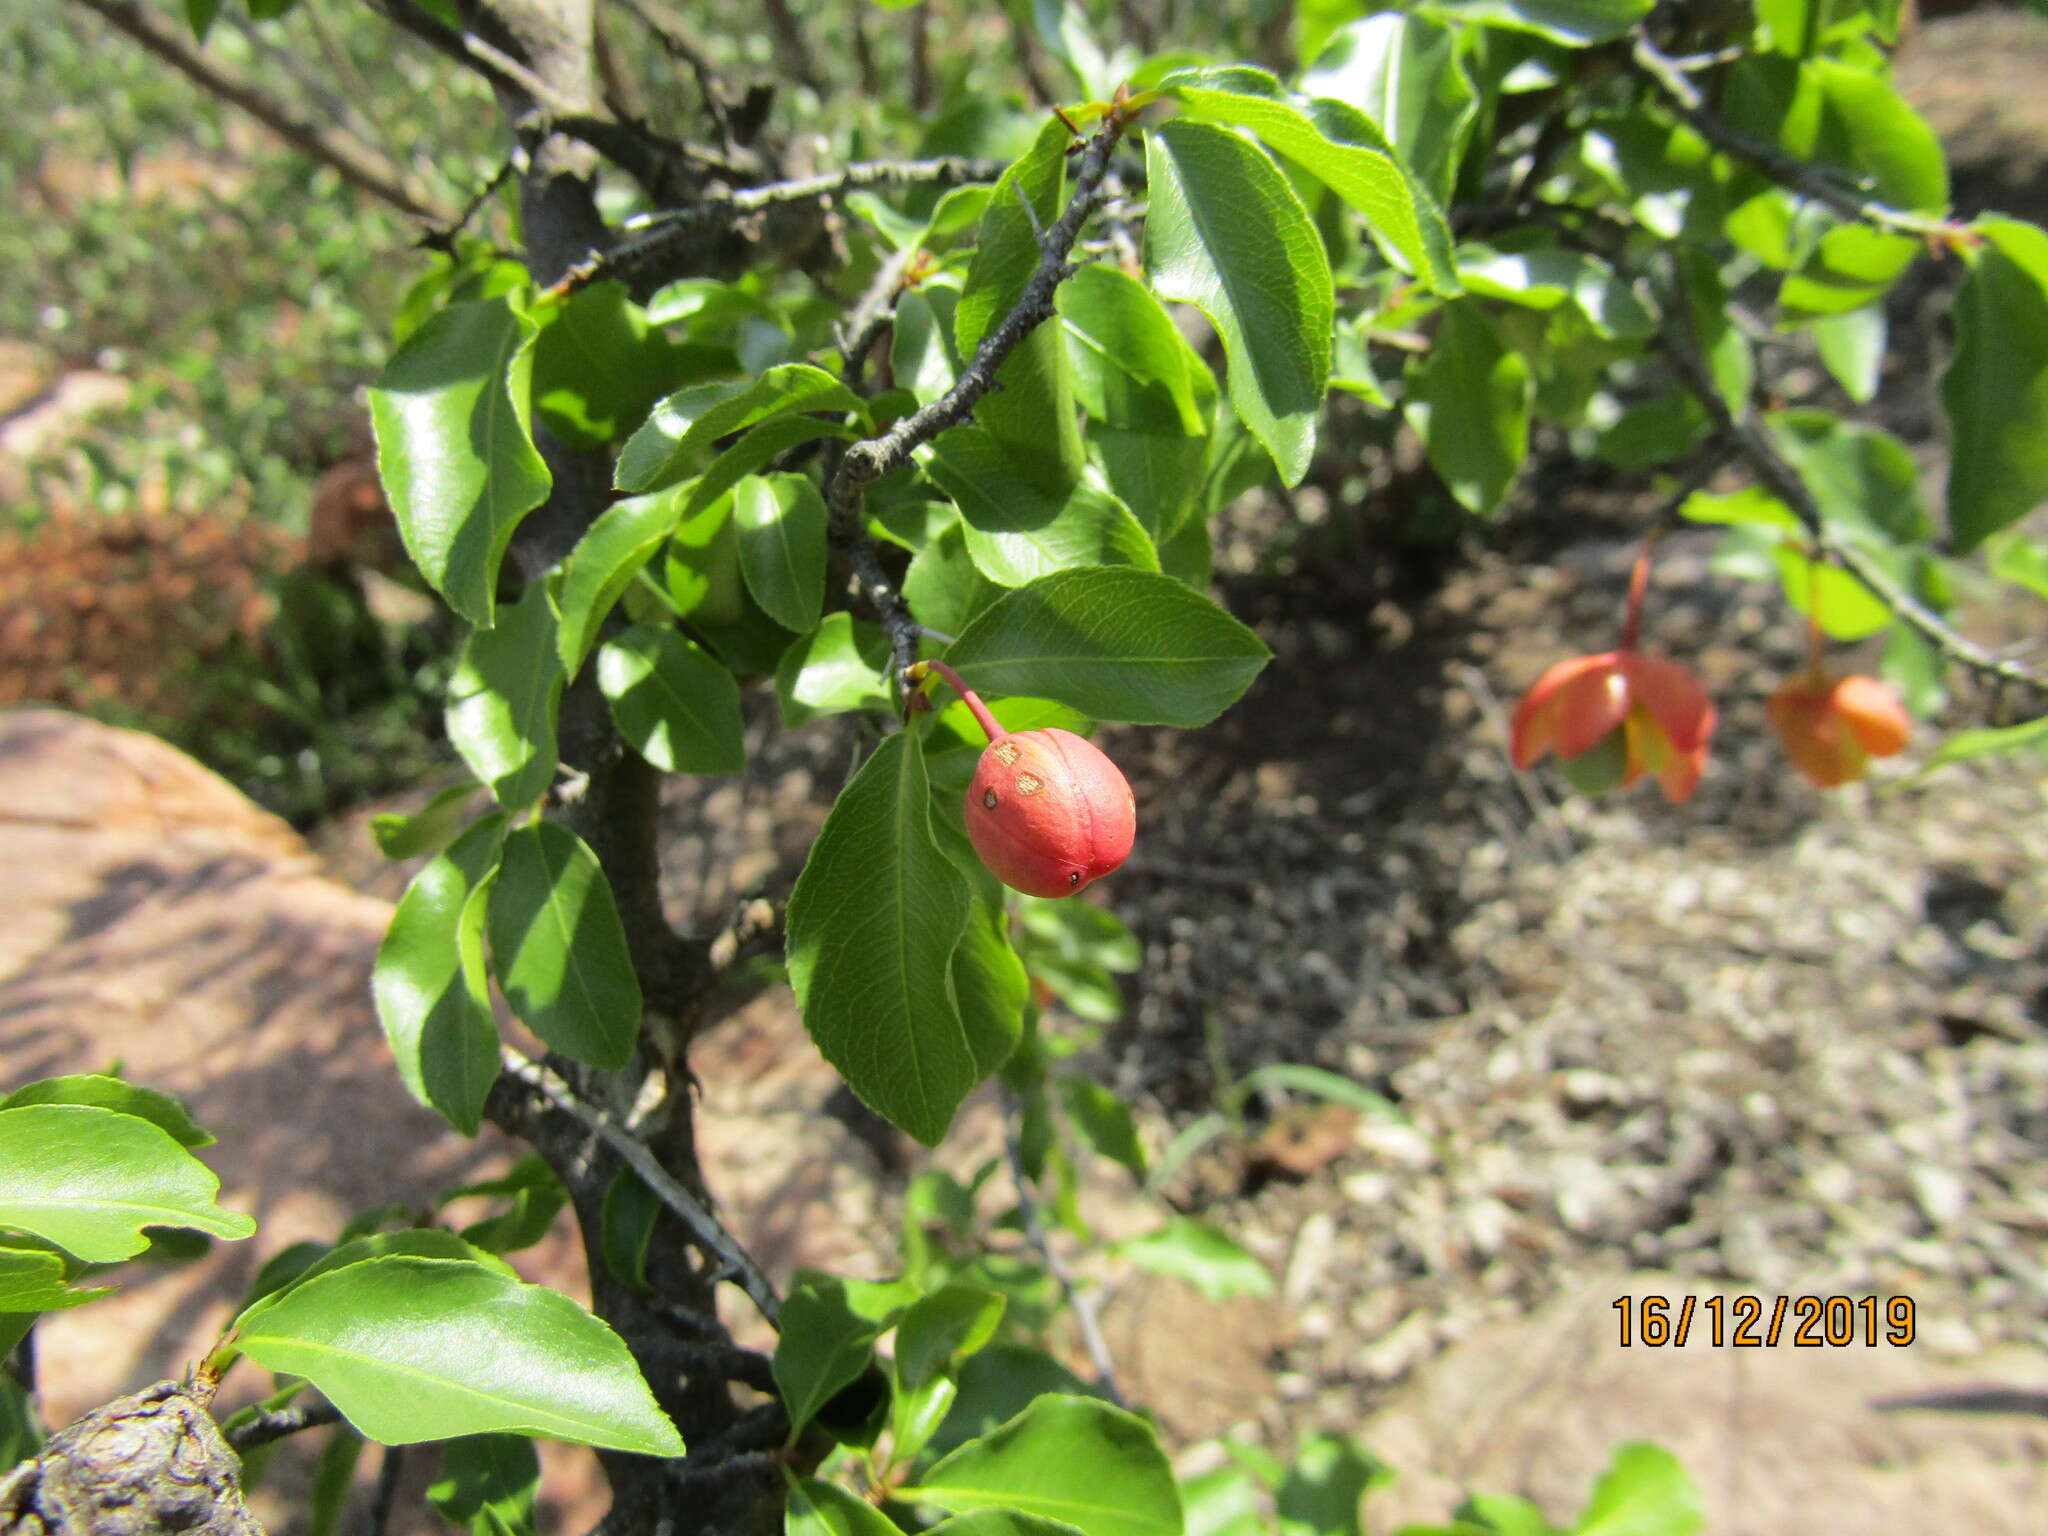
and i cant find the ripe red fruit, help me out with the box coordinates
[965,727,1136,897]
[911,660,1136,898]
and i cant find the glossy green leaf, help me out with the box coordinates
[0,1240,108,1311]
[1275,1433,1390,1536]
[684,413,852,523]
[238,1232,517,1329]
[775,613,895,727]
[1090,428,1212,544]
[428,1434,541,1536]
[1145,119,1333,487]
[1055,1078,1146,1180]
[0,1075,211,1149]
[895,285,966,405]
[1942,218,2048,552]
[944,568,1271,727]
[956,119,1084,489]
[599,625,745,775]
[774,1271,912,1439]
[446,582,563,810]
[1722,55,1947,215]
[234,1255,683,1455]
[1573,1442,1702,1536]
[927,1345,1096,1461]
[373,817,504,1136]
[615,366,861,494]
[786,733,983,1145]
[904,1395,1182,1536]
[1919,711,2048,774]
[1160,68,1457,296]
[1115,1218,1273,1302]
[600,1168,660,1292]
[531,280,677,449]
[1300,13,1479,205]
[555,485,688,674]
[906,521,1006,638]
[1059,265,1209,437]
[444,1155,567,1256]
[788,1476,906,1536]
[1407,301,1531,517]
[1419,0,1651,45]
[733,474,828,632]
[369,296,551,627]
[924,426,1159,587]
[1812,306,1886,404]
[0,1105,253,1263]
[895,1284,1006,1390]
[370,784,478,861]
[487,822,642,1071]
[1778,225,1918,320]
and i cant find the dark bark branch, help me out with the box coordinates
[66,0,451,223]
[224,1400,344,1454]
[1654,254,2048,696]
[500,1046,782,1327]
[824,113,1130,693]
[1632,29,1962,242]
[544,157,1008,299]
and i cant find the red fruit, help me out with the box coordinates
[964,728,1136,898]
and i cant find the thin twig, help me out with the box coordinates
[825,111,1131,694]
[1653,253,2048,696]
[546,157,1006,299]
[226,1400,345,1454]
[1632,29,1962,243]
[417,159,515,255]
[368,1443,403,1536]
[68,0,450,222]
[1001,1091,1125,1407]
[498,1045,782,1327]
[838,244,920,386]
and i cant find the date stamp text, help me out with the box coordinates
[1612,1294,1916,1348]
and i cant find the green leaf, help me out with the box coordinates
[904,1395,1183,1536]
[1572,1442,1702,1536]
[615,366,861,495]
[239,1231,518,1326]
[1275,1434,1390,1536]
[1765,411,1931,546]
[663,487,746,623]
[1721,55,1947,216]
[1942,218,2048,552]
[775,613,894,728]
[1029,0,1116,98]
[0,1371,40,1477]
[1919,711,2048,775]
[1778,225,1918,320]
[895,285,966,405]
[531,281,677,449]
[370,784,479,861]
[443,1156,568,1256]
[185,0,222,41]
[555,485,688,674]
[1880,623,1945,719]
[925,426,1160,587]
[1090,428,1212,544]
[1115,1218,1273,1302]
[774,1271,910,1439]
[1055,1078,1147,1179]
[1591,394,1710,473]
[1300,13,1479,206]
[600,1169,661,1292]
[446,582,564,810]
[598,625,745,775]
[1019,896,1140,970]
[944,568,1271,727]
[1233,1063,1403,1121]
[428,1434,541,1536]
[1160,68,1457,297]
[234,1255,683,1455]
[370,296,551,628]
[927,1344,1096,1460]
[1772,542,1894,640]
[732,474,829,633]
[1059,265,1210,437]
[1812,306,1886,404]
[0,1240,109,1311]
[373,817,505,1136]
[1990,529,2048,603]
[0,1075,212,1149]
[1454,1491,1555,1536]
[0,1105,253,1263]
[906,521,1007,638]
[895,1284,1007,1390]
[686,414,853,523]
[1144,118,1334,487]
[787,735,992,1145]
[956,119,1085,489]
[1183,1467,1268,1536]
[1406,301,1531,517]
[1418,0,1651,45]
[487,822,642,1070]
[788,1476,906,1536]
